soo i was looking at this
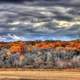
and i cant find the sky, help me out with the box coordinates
[0,0,80,41]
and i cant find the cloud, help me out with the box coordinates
[0,0,26,3]
[0,0,80,41]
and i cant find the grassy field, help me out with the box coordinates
[0,70,80,80]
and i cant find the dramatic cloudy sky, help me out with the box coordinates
[0,0,80,41]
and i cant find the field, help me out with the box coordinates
[0,70,80,80]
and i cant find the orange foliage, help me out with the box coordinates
[10,41,26,55]
[30,40,80,50]
[0,40,80,52]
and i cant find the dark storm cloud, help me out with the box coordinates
[0,0,80,41]
[0,0,25,3]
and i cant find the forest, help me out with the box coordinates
[0,40,80,68]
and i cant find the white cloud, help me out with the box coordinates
[33,22,48,27]
[52,20,80,28]
[40,11,54,16]
[8,21,20,25]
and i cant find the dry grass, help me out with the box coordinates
[0,70,80,80]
